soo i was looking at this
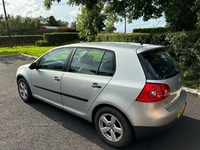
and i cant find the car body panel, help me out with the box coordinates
[16,64,32,86]
[126,89,187,127]
[86,47,146,118]
[61,72,112,115]
[31,69,64,107]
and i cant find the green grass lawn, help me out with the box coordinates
[0,46,56,57]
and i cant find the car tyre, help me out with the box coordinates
[17,78,33,103]
[95,107,134,148]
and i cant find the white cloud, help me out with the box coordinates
[1,0,46,17]
[0,0,78,23]
[69,7,80,22]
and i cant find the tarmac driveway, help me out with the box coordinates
[0,55,200,150]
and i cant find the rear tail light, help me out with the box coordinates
[136,83,170,102]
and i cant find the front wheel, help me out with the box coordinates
[17,78,33,103]
[94,107,134,148]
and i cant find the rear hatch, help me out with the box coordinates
[138,48,183,108]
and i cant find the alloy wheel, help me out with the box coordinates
[99,113,123,142]
[19,81,28,100]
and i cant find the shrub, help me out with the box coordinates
[0,35,43,47]
[133,27,169,33]
[44,32,79,45]
[165,31,200,82]
[96,33,149,43]
[35,40,50,46]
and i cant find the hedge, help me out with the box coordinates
[0,35,43,47]
[133,27,169,33]
[35,40,49,46]
[43,32,79,45]
[96,30,200,88]
[96,33,149,43]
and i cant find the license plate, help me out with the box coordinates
[177,103,186,118]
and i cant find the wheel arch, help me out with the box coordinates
[16,65,32,90]
[17,74,25,82]
[92,104,135,130]
[16,73,33,95]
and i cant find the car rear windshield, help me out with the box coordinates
[141,50,181,79]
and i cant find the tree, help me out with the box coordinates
[104,16,117,33]
[44,0,62,9]
[70,21,76,27]
[44,0,98,10]
[0,14,70,35]
[164,0,198,31]
[0,14,6,34]
[43,0,163,40]
[57,19,69,26]
[0,24,5,35]
[47,15,58,26]
[43,0,200,35]
[33,17,42,31]
[39,16,48,25]
[44,0,163,21]
[76,3,105,41]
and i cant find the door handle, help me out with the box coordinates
[53,76,60,81]
[91,83,101,88]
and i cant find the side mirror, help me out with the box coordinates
[29,62,37,70]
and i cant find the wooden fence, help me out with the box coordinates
[0,40,36,48]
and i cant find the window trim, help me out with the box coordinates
[36,47,74,71]
[66,47,116,76]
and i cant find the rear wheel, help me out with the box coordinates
[17,78,33,103]
[94,107,134,148]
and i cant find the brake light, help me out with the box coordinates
[136,83,170,102]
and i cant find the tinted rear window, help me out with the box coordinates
[142,50,180,79]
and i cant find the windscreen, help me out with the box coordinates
[142,50,181,79]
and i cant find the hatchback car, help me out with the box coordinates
[16,42,187,148]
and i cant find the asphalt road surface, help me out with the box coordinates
[0,55,200,150]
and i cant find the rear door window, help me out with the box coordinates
[69,48,115,76]
[69,48,104,75]
[98,51,115,76]
[142,50,180,79]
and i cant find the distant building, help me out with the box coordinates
[39,26,77,32]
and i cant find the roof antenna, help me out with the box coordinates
[140,20,161,45]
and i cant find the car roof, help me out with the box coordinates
[59,42,165,54]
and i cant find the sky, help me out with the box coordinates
[0,0,166,33]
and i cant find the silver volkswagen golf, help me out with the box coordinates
[16,42,187,148]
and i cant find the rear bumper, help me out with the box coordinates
[133,112,183,139]
[126,89,187,138]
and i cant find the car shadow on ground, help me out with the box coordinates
[0,54,36,65]
[28,99,200,150]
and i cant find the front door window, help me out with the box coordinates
[39,48,73,71]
